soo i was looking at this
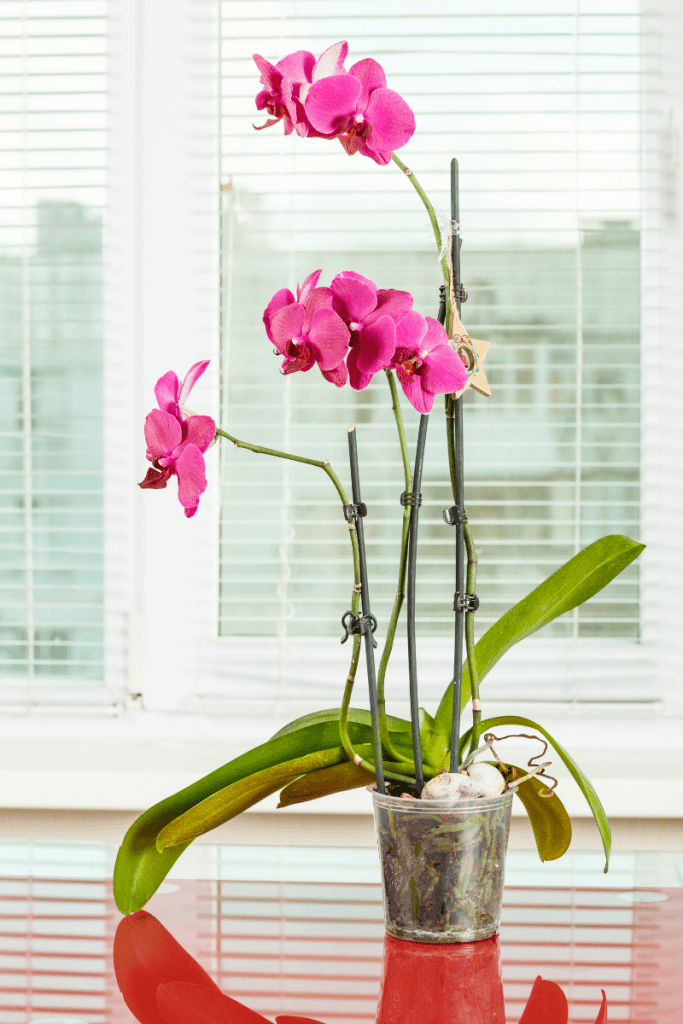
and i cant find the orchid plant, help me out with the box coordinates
[114,41,644,915]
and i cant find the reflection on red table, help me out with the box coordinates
[0,858,680,1023]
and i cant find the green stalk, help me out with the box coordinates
[391,153,449,293]
[216,427,371,773]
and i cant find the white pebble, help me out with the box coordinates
[466,762,506,796]
[421,773,486,801]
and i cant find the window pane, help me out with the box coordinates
[218,2,640,646]
[0,1,106,704]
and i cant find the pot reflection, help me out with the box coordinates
[376,933,505,1024]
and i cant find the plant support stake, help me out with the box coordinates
[346,425,385,794]
[450,157,465,772]
[406,414,429,792]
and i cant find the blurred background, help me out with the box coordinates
[0,0,681,854]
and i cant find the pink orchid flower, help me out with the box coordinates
[304,57,415,165]
[390,311,469,413]
[329,271,413,390]
[263,269,350,386]
[138,361,215,519]
[253,42,348,138]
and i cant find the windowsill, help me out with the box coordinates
[0,706,681,819]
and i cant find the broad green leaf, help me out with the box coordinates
[278,759,375,807]
[418,707,449,772]
[502,763,572,862]
[113,716,375,914]
[270,706,411,741]
[460,715,611,871]
[156,747,349,851]
[434,535,644,747]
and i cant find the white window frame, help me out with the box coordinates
[112,0,683,730]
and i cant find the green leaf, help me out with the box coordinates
[461,715,611,872]
[270,706,411,741]
[501,763,572,862]
[156,747,349,851]
[113,715,375,915]
[418,707,449,773]
[278,759,375,807]
[434,535,644,747]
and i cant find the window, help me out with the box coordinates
[3,0,682,731]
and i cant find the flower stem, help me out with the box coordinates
[391,152,450,294]
[216,426,372,772]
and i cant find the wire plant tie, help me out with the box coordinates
[340,610,378,648]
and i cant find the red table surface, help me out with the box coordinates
[1,871,680,1024]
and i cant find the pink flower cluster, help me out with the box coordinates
[138,361,215,518]
[253,42,415,165]
[264,270,469,413]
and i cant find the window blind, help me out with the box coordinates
[0,0,111,708]
[212,1,644,711]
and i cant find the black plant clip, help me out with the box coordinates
[340,610,378,647]
[443,504,467,525]
[400,491,422,508]
[343,502,367,522]
[454,592,479,613]
[454,282,468,304]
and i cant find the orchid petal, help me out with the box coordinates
[253,116,284,132]
[281,351,313,374]
[396,367,433,414]
[269,302,306,352]
[348,58,386,112]
[157,981,270,1024]
[307,308,350,370]
[422,343,469,396]
[347,345,375,391]
[339,133,366,156]
[394,309,428,351]
[356,315,396,374]
[300,286,334,334]
[312,41,348,82]
[305,74,362,135]
[154,371,180,415]
[178,360,210,407]
[420,315,450,353]
[367,288,413,325]
[296,269,322,304]
[264,288,296,342]
[364,86,416,155]
[175,444,207,515]
[179,415,216,455]
[320,361,348,387]
[252,54,280,91]
[330,273,378,324]
[276,50,316,83]
[144,409,182,461]
[357,141,393,165]
[138,465,172,490]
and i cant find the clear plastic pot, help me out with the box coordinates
[370,786,513,944]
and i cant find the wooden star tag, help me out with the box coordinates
[449,307,491,399]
